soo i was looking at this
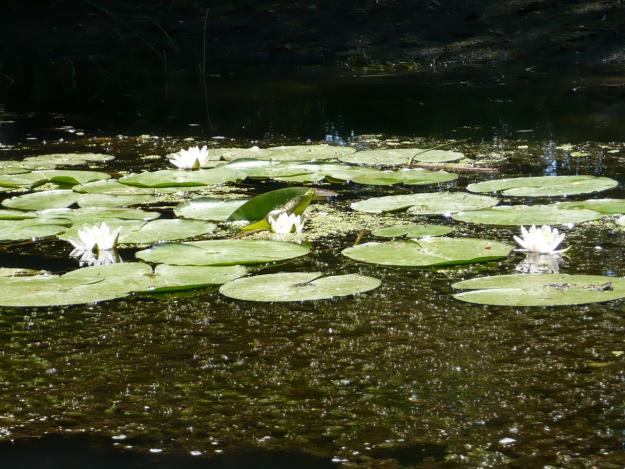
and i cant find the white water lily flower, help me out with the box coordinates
[513,225,566,254]
[68,222,121,253]
[268,212,304,234]
[169,145,210,170]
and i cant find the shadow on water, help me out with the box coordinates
[0,434,335,469]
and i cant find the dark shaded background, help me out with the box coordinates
[0,1,624,141]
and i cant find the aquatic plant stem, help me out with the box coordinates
[407,137,471,165]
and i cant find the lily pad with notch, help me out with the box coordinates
[453,274,625,306]
[136,239,310,266]
[352,192,498,214]
[219,272,380,302]
[372,224,453,238]
[452,204,602,226]
[342,237,513,267]
[175,197,249,221]
[339,148,464,166]
[467,175,617,197]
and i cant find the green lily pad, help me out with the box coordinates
[342,237,513,267]
[138,264,248,293]
[39,207,160,224]
[339,148,464,166]
[452,204,603,226]
[228,187,314,231]
[0,218,71,242]
[0,172,49,189]
[453,274,625,306]
[174,198,249,221]
[0,263,152,307]
[351,192,499,214]
[34,170,110,186]
[0,267,44,277]
[2,190,150,211]
[217,145,355,162]
[350,168,458,186]
[136,239,310,266]
[223,159,312,179]
[59,219,215,245]
[0,210,38,220]
[372,224,453,238]
[119,167,240,188]
[556,198,625,215]
[75,180,169,195]
[219,272,380,302]
[21,153,114,169]
[118,219,216,245]
[467,175,618,197]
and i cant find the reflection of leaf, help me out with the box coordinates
[228,187,314,231]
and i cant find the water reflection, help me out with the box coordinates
[71,249,123,267]
[515,252,563,274]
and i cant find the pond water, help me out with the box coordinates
[1,67,625,467]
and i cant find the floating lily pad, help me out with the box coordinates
[452,204,602,226]
[2,190,150,211]
[224,159,312,179]
[0,267,44,277]
[136,239,310,266]
[119,167,240,188]
[0,172,48,189]
[58,218,215,245]
[0,210,37,220]
[339,148,464,166]
[453,274,625,306]
[217,145,355,162]
[34,170,111,186]
[342,237,513,267]
[118,219,216,244]
[350,168,458,186]
[21,153,114,169]
[39,207,160,224]
[557,198,625,215]
[219,272,380,302]
[467,175,618,197]
[0,263,152,307]
[174,198,248,221]
[75,180,169,195]
[351,192,498,214]
[0,218,71,242]
[139,264,248,293]
[372,224,453,238]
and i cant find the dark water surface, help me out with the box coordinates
[1,67,625,467]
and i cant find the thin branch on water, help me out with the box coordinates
[407,137,472,165]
